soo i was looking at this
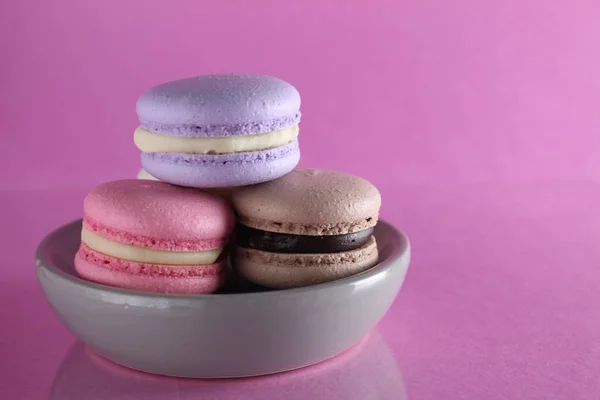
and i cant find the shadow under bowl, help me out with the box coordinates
[35,219,411,378]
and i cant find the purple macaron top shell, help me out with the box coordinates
[136,74,301,137]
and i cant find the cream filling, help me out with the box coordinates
[137,168,160,181]
[81,228,222,265]
[134,125,299,154]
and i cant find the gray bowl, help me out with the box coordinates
[36,219,410,378]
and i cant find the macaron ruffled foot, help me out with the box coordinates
[231,168,381,289]
[74,179,235,294]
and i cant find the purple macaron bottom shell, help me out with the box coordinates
[141,140,300,188]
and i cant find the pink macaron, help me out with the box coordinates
[74,179,235,294]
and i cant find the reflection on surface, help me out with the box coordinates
[50,332,406,400]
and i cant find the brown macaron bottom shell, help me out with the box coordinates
[234,236,379,289]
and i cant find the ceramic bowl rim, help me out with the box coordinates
[35,219,410,302]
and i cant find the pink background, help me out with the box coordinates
[3,0,600,189]
[2,1,600,399]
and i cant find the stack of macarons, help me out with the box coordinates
[75,74,381,294]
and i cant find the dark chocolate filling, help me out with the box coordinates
[236,225,374,254]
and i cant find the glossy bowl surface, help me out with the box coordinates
[36,219,411,378]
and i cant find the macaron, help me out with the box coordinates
[134,74,301,188]
[136,167,234,203]
[231,169,381,288]
[74,179,235,294]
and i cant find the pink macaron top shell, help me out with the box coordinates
[83,180,235,251]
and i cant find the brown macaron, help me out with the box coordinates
[231,168,381,288]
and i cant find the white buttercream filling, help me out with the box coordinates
[137,168,160,181]
[81,228,222,265]
[134,125,299,154]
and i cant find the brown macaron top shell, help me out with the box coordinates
[232,168,381,236]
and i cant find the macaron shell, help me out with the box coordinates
[84,180,235,244]
[232,168,381,235]
[135,170,234,203]
[238,216,378,236]
[234,237,379,289]
[136,74,301,137]
[74,250,226,294]
[141,140,300,188]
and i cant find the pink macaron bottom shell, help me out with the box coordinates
[75,245,226,294]
[83,216,227,252]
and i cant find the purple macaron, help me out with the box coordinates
[134,74,301,188]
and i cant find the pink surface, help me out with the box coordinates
[74,250,226,295]
[50,332,405,399]
[84,180,235,250]
[3,0,600,398]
